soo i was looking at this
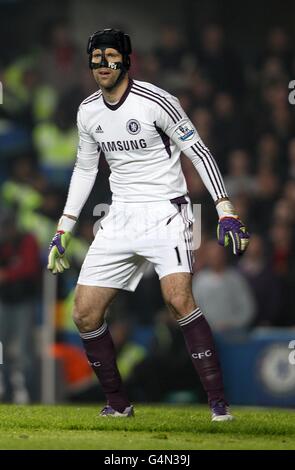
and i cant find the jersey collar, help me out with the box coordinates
[103,78,133,110]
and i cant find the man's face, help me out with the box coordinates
[91,47,123,89]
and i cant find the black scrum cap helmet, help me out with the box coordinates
[87,28,132,71]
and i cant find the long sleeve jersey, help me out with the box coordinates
[63,78,227,217]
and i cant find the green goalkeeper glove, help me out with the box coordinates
[47,230,72,274]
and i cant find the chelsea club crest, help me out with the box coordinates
[126,119,141,135]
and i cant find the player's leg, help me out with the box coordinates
[73,284,133,415]
[73,284,117,332]
[160,272,233,421]
[73,202,149,416]
[139,197,232,420]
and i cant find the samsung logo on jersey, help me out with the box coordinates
[99,139,147,152]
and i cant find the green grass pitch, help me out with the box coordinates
[0,404,294,450]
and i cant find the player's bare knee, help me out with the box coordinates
[73,295,103,332]
[166,294,196,320]
[72,304,90,331]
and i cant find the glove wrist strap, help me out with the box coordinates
[58,215,76,232]
[216,200,238,219]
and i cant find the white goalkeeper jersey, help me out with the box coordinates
[64,79,227,216]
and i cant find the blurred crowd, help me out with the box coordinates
[0,20,295,403]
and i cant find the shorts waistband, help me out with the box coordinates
[112,195,189,208]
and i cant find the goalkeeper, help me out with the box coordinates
[48,28,250,421]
